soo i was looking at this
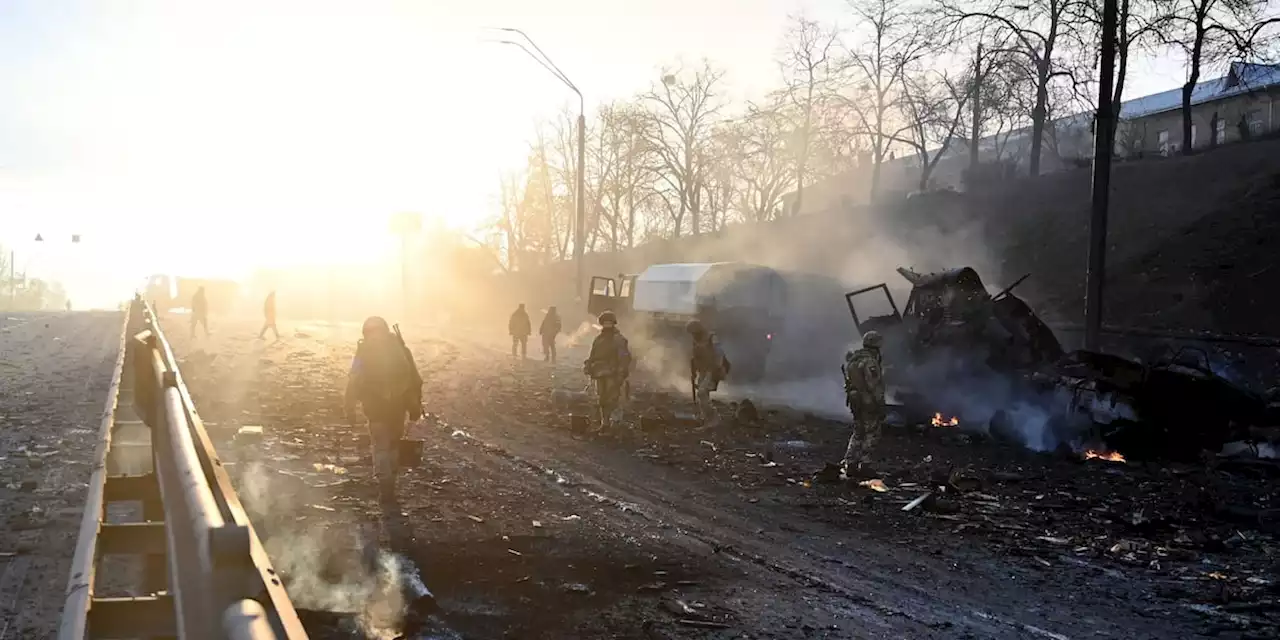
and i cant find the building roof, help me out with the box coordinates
[1118,62,1280,120]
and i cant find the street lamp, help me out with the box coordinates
[390,212,422,322]
[491,27,587,301]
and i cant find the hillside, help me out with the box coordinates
[971,138,1280,335]
[498,138,1280,339]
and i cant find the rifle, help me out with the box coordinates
[392,323,425,421]
[689,359,697,403]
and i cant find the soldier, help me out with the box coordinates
[539,305,562,363]
[583,311,631,428]
[509,303,531,359]
[257,290,280,340]
[191,286,210,338]
[842,330,886,477]
[687,320,729,428]
[344,316,424,537]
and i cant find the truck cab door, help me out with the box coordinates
[845,284,903,335]
[588,276,617,316]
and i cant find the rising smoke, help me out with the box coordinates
[237,460,432,639]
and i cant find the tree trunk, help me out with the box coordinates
[1109,0,1131,144]
[969,44,983,171]
[1181,22,1206,157]
[1029,67,1049,176]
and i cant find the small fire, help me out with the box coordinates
[931,412,959,427]
[1084,449,1126,463]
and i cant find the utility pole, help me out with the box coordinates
[493,28,587,300]
[390,213,422,323]
[1085,0,1119,351]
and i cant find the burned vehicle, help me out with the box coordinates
[588,263,786,382]
[846,266,1062,381]
[846,266,1275,460]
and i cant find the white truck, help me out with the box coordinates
[587,262,787,381]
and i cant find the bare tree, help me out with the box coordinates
[896,70,971,190]
[839,0,934,198]
[730,106,797,222]
[639,61,728,238]
[941,0,1091,176]
[1168,0,1278,155]
[778,14,842,215]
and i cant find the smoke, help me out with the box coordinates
[237,461,430,639]
[561,321,598,349]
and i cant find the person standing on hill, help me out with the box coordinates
[191,286,210,338]
[257,290,280,340]
[539,306,562,363]
[509,303,531,359]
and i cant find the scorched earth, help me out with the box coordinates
[163,314,1280,640]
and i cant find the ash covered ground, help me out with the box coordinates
[0,312,123,639]
[163,314,1280,640]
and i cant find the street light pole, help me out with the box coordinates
[495,28,587,300]
[1084,0,1119,351]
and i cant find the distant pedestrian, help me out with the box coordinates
[65,300,72,312]
[257,290,279,340]
[841,330,886,477]
[1238,114,1252,142]
[539,306,562,363]
[509,303,531,359]
[191,286,210,338]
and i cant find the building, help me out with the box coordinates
[784,61,1280,216]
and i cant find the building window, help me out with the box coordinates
[1247,109,1264,135]
[1190,124,1198,149]
[1215,117,1226,144]
[1157,129,1170,155]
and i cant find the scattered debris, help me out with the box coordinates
[859,479,888,493]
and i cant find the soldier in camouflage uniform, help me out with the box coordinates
[584,311,631,428]
[842,330,885,476]
[344,316,423,514]
[687,320,728,428]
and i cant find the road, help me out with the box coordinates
[0,311,123,639]
[162,314,1277,640]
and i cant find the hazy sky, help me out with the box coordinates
[0,0,1194,307]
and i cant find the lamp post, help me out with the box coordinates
[493,28,587,300]
[390,213,422,322]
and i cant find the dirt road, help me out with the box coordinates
[165,315,1277,639]
[0,311,123,639]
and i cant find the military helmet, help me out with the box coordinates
[362,315,391,338]
[861,330,883,349]
[686,319,706,335]
[598,310,618,325]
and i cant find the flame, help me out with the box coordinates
[931,412,959,427]
[1084,449,1126,463]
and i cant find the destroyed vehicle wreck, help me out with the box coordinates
[847,266,1277,461]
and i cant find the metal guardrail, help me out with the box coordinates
[59,295,308,639]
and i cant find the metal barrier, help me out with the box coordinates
[59,295,309,639]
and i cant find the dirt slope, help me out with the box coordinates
[971,138,1280,334]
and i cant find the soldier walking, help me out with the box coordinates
[583,311,631,428]
[842,330,886,477]
[343,316,423,541]
[191,286,210,338]
[257,290,280,340]
[509,303,531,359]
[687,320,729,428]
[539,306,562,363]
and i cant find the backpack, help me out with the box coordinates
[354,338,415,414]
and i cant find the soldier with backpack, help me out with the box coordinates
[343,316,424,520]
[583,311,631,428]
[687,320,730,428]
